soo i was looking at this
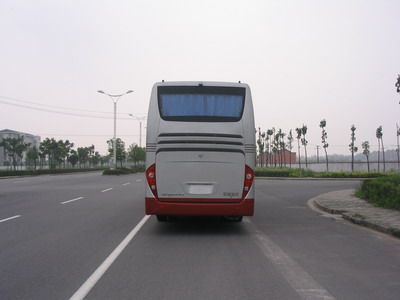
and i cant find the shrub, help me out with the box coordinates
[357,175,400,210]
[102,166,145,175]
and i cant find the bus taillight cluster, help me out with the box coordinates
[242,165,254,199]
[146,164,158,197]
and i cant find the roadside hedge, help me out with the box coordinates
[0,168,105,178]
[357,175,400,210]
[102,166,145,175]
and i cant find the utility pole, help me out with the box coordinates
[316,146,320,163]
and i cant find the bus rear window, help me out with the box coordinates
[158,86,245,122]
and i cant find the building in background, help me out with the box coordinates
[0,129,41,166]
[259,149,297,167]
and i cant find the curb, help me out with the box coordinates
[312,193,400,239]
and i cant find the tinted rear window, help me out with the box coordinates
[158,86,245,122]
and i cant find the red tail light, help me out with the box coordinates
[146,164,158,197]
[242,165,254,199]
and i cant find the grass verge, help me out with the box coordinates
[255,167,385,178]
[356,174,400,210]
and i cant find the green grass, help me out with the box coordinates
[356,175,400,210]
[255,167,388,178]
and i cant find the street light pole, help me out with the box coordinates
[128,114,146,148]
[98,90,133,169]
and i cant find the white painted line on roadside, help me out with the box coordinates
[251,221,335,300]
[61,197,85,205]
[0,215,21,223]
[13,180,28,184]
[69,215,151,300]
[122,182,131,186]
[101,188,113,193]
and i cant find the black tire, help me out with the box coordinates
[156,215,168,222]
[225,216,243,222]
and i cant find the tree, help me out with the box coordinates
[295,128,302,169]
[257,128,265,167]
[277,129,286,168]
[396,74,400,103]
[68,149,79,167]
[39,138,73,169]
[319,119,329,172]
[349,125,358,172]
[266,129,274,167]
[26,146,39,170]
[287,129,294,168]
[128,144,146,166]
[301,125,308,168]
[397,124,400,171]
[271,130,279,167]
[0,136,30,170]
[107,138,126,168]
[90,151,101,167]
[361,141,370,173]
[376,126,385,173]
[77,147,90,168]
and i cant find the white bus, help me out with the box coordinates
[145,81,256,221]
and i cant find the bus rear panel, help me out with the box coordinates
[145,82,256,219]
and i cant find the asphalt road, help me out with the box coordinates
[1,173,400,300]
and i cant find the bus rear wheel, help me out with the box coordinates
[156,215,168,222]
[225,216,243,222]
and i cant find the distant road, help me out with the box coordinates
[1,173,400,299]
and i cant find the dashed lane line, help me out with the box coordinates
[249,219,336,300]
[0,215,21,223]
[69,215,151,300]
[61,197,85,205]
[122,182,131,186]
[101,188,113,193]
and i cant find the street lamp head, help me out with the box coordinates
[97,90,105,94]
[126,90,134,94]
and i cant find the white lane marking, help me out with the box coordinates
[122,182,131,186]
[13,180,28,184]
[69,215,150,300]
[61,197,85,205]
[250,220,335,300]
[101,188,113,193]
[0,215,21,223]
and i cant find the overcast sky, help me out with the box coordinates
[1,0,399,155]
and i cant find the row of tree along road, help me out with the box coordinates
[257,121,400,173]
[0,136,145,172]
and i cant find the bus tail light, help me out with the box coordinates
[146,164,158,197]
[242,165,254,199]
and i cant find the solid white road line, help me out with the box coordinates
[122,182,131,186]
[101,188,113,193]
[69,215,151,300]
[0,215,21,223]
[61,197,85,205]
[250,220,335,300]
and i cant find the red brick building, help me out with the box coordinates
[258,149,296,167]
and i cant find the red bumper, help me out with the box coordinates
[145,197,254,216]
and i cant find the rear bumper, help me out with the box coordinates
[145,197,254,216]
